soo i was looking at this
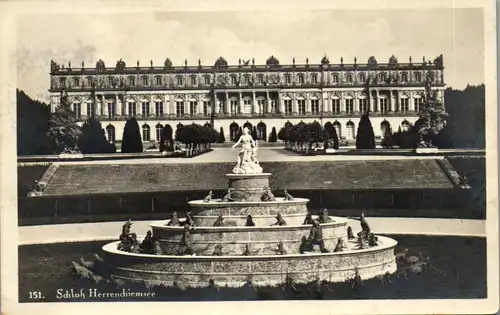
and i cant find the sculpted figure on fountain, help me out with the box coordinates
[231,127,263,174]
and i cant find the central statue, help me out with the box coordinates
[231,127,263,174]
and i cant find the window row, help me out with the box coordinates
[57,70,437,88]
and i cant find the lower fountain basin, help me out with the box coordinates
[150,218,349,255]
[102,236,398,288]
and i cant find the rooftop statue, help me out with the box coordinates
[231,127,263,174]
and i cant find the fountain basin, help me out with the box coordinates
[191,212,313,226]
[189,198,309,217]
[226,173,272,202]
[102,236,398,287]
[150,218,349,255]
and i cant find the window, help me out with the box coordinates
[72,103,81,118]
[257,100,265,114]
[333,122,341,138]
[400,98,409,113]
[257,123,266,141]
[414,72,422,83]
[177,76,183,86]
[73,77,80,87]
[108,77,114,87]
[231,75,237,85]
[107,102,115,118]
[230,123,239,141]
[142,124,151,142]
[379,72,387,82]
[284,99,292,114]
[298,74,305,84]
[204,75,211,85]
[128,77,136,86]
[311,99,320,114]
[311,74,318,84]
[359,98,368,113]
[332,99,341,114]
[190,76,197,86]
[142,76,149,86]
[285,74,291,84]
[401,120,410,131]
[189,101,197,116]
[401,72,408,83]
[86,77,93,87]
[59,77,66,87]
[230,100,238,115]
[86,102,92,117]
[155,76,163,86]
[106,125,115,143]
[381,121,391,135]
[128,102,137,116]
[156,124,163,142]
[243,100,251,113]
[155,101,163,116]
[332,74,339,84]
[176,101,184,117]
[257,75,264,85]
[298,99,306,114]
[380,99,389,114]
[242,75,249,85]
[345,99,354,114]
[415,97,423,112]
[142,102,150,116]
[346,74,353,83]
[359,73,366,83]
[203,101,211,116]
[346,121,355,139]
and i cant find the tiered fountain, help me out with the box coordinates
[102,128,398,287]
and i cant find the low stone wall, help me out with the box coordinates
[102,236,398,287]
[150,218,349,255]
[189,198,309,216]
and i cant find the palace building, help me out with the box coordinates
[48,54,445,143]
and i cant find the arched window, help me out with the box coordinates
[142,76,149,86]
[155,76,163,86]
[243,121,252,131]
[311,73,318,84]
[346,73,353,83]
[142,124,151,142]
[401,120,410,131]
[332,74,339,84]
[298,74,305,85]
[128,76,136,86]
[155,123,163,142]
[401,72,408,83]
[106,124,115,143]
[257,122,267,141]
[333,121,342,139]
[73,77,80,87]
[381,120,391,135]
[346,121,355,139]
[229,122,239,141]
[359,73,366,83]
[86,77,94,87]
[414,72,422,82]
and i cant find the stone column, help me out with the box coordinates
[340,92,345,113]
[169,94,175,116]
[322,92,327,113]
[278,93,284,113]
[149,98,155,117]
[184,98,189,116]
[252,91,257,114]
[389,90,394,112]
[214,93,220,114]
[238,92,243,114]
[225,92,230,114]
[306,93,311,113]
[293,93,298,113]
[265,91,270,113]
[197,97,202,116]
[376,90,380,113]
[409,92,414,112]
[115,94,121,116]
[354,93,359,113]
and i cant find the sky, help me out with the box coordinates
[16,8,485,102]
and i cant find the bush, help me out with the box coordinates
[79,118,116,153]
[217,127,226,143]
[269,127,277,142]
[355,113,375,149]
[121,117,143,153]
[380,127,394,148]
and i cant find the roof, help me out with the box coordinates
[41,159,455,196]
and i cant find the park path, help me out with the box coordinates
[18,217,485,245]
[36,147,444,166]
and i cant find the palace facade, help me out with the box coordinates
[48,54,446,143]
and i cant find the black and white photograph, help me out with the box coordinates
[1,0,498,314]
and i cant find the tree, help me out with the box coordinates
[355,113,375,149]
[380,127,394,148]
[46,89,82,153]
[79,118,116,153]
[218,127,226,143]
[121,117,143,153]
[269,127,277,142]
[160,124,173,152]
[323,122,339,150]
[252,126,258,140]
[17,89,55,155]
[415,72,448,147]
[278,124,292,148]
